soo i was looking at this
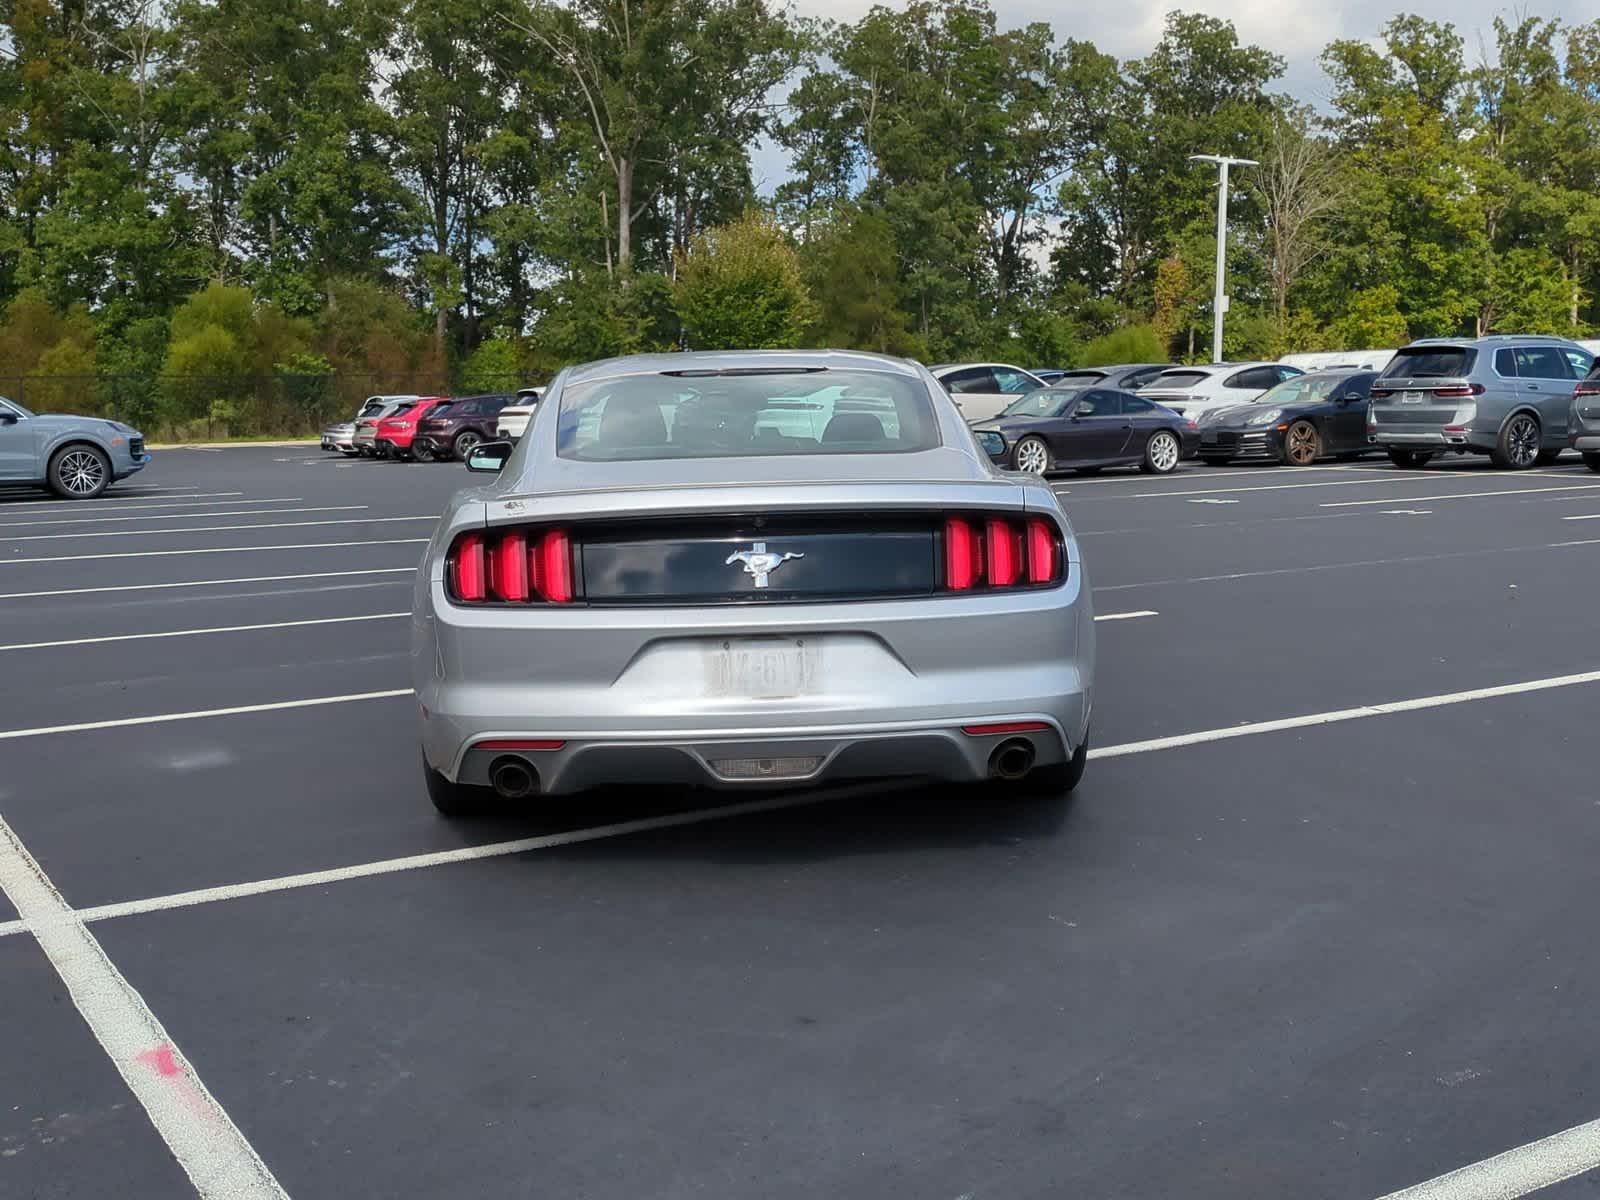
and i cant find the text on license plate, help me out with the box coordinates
[705,639,820,699]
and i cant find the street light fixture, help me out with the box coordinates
[1189,154,1257,364]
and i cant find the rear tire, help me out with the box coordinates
[413,444,433,463]
[48,444,111,499]
[1387,448,1431,469]
[1013,435,1050,476]
[1140,429,1181,474]
[423,756,485,817]
[1585,452,1600,474]
[1490,413,1540,469]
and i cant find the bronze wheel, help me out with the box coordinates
[1282,420,1320,466]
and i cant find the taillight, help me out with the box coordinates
[1577,381,1600,397]
[448,527,575,604]
[943,514,1064,592]
[1370,388,1392,399]
[1432,384,1485,398]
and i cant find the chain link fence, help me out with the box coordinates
[0,373,532,439]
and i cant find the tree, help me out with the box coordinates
[1253,106,1348,329]
[675,213,816,349]
[803,209,921,355]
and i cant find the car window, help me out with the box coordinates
[1379,347,1477,380]
[1259,374,1342,405]
[942,368,998,395]
[991,367,1042,395]
[1495,348,1518,377]
[1517,347,1574,381]
[0,396,31,418]
[1568,350,1595,377]
[1122,396,1154,414]
[1053,371,1107,386]
[1073,390,1122,417]
[1224,367,1273,390]
[1002,388,1081,418]
[1121,368,1165,389]
[482,396,512,412]
[558,370,941,461]
[1274,366,1303,382]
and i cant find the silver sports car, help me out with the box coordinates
[411,350,1095,814]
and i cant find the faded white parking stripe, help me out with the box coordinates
[0,515,435,542]
[1372,1115,1600,1200]
[0,689,412,741]
[0,567,415,601]
[1322,482,1600,508]
[0,491,244,511]
[0,538,429,565]
[4,665,1600,936]
[0,612,407,653]
[1089,472,1594,501]
[1093,610,1158,621]
[0,816,288,1197]
[0,504,361,529]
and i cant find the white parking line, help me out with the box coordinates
[0,816,288,1198]
[0,567,415,601]
[1561,513,1600,521]
[1373,1115,1600,1199]
[1322,483,1600,508]
[0,538,430,565]
[0,491,244,512]
[0,515,435,542]
[1089,473,1593,501]
[0,689,412,741]
[2,664,1600,941]
[0,612,408,653]
[1093,610,1158,622]
[0,504,362,529]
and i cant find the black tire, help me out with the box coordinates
[1280,419,1321,466]
[1536,448,1563,466]
[47,443,111,499]
[1387,448,1431,469]
[1585,452,1600,475]
[423,756,485,817]
[1140,429,1181,474]
[452,430,482,461]
[1012,435,1050,476]
[1490,412,1541,469]
[992,736,1089,800]
[413,444,433,463]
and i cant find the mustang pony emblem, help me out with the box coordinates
[726,542,803,588]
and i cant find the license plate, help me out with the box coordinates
[705,639,819,699]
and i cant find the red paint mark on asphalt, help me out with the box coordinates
[138,1044,182,1077]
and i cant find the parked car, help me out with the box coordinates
[1278,350,1396,372]
[374,397,450,460]
[413,350,1093,813]
[1040,363,1176,392]
[494,388,544,441]
[353,399,419,457]
[971,385,1196,476]
[414,393,516,461]
[0,395,150,499]
[1566,360,1600,472]
[1197,370,1379,465]
[1138,362,1304,423]
[1368,336,1595,469]
[929,363,1048,424]
[322,394,419,456]
[1034,369,1070,384]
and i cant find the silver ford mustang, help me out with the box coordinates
[411,350,1095,814]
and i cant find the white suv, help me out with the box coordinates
[1138,362,1303,422]
[494,388,544,441]
[930,363,1048,424]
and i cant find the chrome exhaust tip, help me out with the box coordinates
[988,738,1036,781]
[488,756,539,800]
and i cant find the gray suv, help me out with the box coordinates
[1369,336,1595,469]
[1569,361,1600,473]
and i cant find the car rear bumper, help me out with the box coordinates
[496,415,532,440]
[1569,434,1600,450]
[1371,431,1481,449]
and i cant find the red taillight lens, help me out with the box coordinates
[1370,387,1392,399]
[943,514,1062,592]
[448,527,574,604]
[1577,382,1600,396]
[1432,384,1484,398]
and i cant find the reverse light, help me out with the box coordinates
[448,526,575,604]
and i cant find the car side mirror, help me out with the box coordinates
[465,440,514,473]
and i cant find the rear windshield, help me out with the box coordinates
[556,370,941,461]
[1003,387,1082,418]
[1380,348,1477,380]
[1146,370,1212,388]
[1051,371,1106,384]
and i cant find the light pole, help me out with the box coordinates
[1189,154,1257,363]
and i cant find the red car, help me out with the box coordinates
[374,397,450,460]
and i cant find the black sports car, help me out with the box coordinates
[1197,370,1378,466]
[971,385,1199,476]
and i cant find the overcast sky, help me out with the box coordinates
[752,0,1589,189]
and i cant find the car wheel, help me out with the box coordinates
[1535,448,1563,466]
[992,736,1088,801]
[48,444,110,499]
[453,430,481,460]
[1585,452,1600,474]
[1013,435,1050,476]
[1387,448,1431,469]
[413,444,433,463]
[1281,420,1321,466]
[422,756,485,817]
[1140,430,1181,474]
[1490,413,1540,469]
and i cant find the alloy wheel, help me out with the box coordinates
[1284,420,1319,466]
[1146,431,1179,473]
[57,449,106,495]
[1507,415,1539,467]
[1014,437,1049,475]
[454,431,480,460]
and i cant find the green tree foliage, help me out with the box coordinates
[804,210,922,356]
[675,214,816,350]
[459,338,523,393]
[1080,325,1166,367]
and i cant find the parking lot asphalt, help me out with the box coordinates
[3,445,1599,1199]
